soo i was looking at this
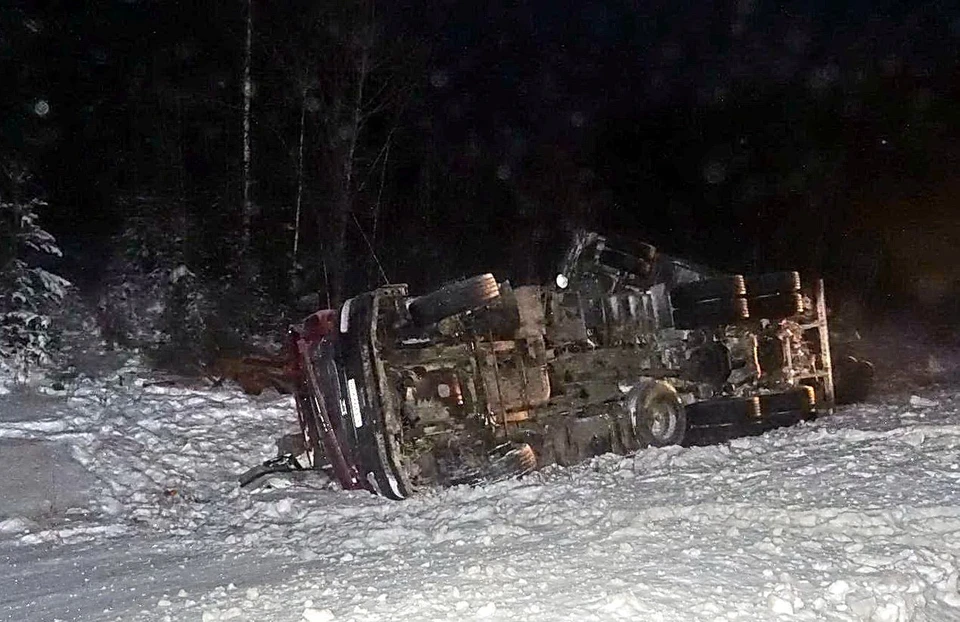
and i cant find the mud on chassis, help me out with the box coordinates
[280,232,836,499]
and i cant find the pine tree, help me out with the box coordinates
[0,192,71,376]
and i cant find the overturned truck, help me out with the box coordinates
[284,232,836,499]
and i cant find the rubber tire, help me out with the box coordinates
[748,292,803,320]
[683,425,738,447]
[597,249,652,277]
[755,411,809,431]
[408,273,500,326]
[745,271,801,297]
[685,396,762,426]
[458,443,537,485]
[541,423,575,467]
[602,235,657,262]
[630,382,687,447]
[673,297,750,329]
[834,356,875,404]
[758,387,815,416]
[671,275,746,306]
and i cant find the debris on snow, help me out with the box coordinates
[0,516,35,534]
[909,394,939,408]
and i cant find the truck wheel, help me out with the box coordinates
[756,387,816,429]
[598,249,652,277]
[685,396,762,426]
[408,273,500,326]
[671,275,746,306]
[758,386,815,416]
[673,297,749,329]
[683,425,737,447]
[602,235,657,262]
[834,356,875,404]
[744,272,802,320]
[745,271,801,297]
[748,292,803,320]
[629,381,687,447]
[450,443,538,486]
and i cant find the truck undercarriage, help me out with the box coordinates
[276,232,843,499]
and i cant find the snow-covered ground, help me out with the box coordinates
[4,340,960,621]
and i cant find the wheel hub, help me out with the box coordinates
[648,402,678,441]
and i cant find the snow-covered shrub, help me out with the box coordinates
[96,197,278,372]
[96,198,211,360]
[0,195,71,376]
[155,263,216,369]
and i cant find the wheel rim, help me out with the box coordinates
[647,401,678,442]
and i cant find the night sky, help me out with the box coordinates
[3,0,960,314]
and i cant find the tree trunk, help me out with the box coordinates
[290,88,307,292]
[326,47,368,307]
[328,189,350,307]
[240,0,253,257]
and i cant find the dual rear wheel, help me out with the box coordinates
[684,387,816,446]
[670,271,804,329]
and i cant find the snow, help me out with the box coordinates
[3,351,960,621]
[0,438,97,519]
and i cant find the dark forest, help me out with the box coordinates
[2,0,960,368]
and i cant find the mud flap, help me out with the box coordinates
[238,454,306,488]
